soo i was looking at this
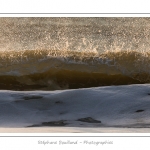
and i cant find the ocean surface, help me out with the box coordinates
[0,17,150,90]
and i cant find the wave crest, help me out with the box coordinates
[0,49,149,90]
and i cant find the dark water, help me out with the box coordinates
[0,50,148,90]
[0,18,150,90]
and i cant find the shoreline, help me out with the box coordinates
[0,127,150,133]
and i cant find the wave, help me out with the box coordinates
[0,49,149,90]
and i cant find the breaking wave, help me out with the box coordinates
[0,49,149,90]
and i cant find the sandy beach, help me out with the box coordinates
[1,127,150,133]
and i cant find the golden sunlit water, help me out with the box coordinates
[0,18,150,90]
